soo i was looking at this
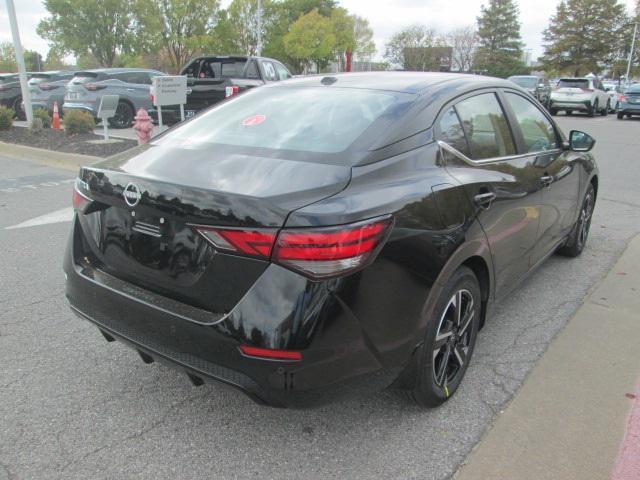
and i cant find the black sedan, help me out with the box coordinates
[64,72,598,408]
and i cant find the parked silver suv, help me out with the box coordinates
[63,68,166,128]
[29,71,75,115]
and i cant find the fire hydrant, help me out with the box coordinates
[133,108,154,145]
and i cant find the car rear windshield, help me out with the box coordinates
[558,79,589,89]
[157,87,402,157]
[185,58,247,79]
[509,77,537,88]
[625,85,640,94]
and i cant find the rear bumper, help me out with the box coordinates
[550,99,591,110]
[63,219,407,408]
[618,103,640,114]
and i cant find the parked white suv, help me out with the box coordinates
[549,77,610,117]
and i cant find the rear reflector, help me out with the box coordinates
[273,217,392,279]
[195,227,277,258]
[225,85,240,97]
[239,345,302,361]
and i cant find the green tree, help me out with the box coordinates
[541,0,627,76]
[0,42,17,72]
[474,0,527,77]
[24,51,44,71]
[384,25,442,69]
[352,15,376,62]
[211,0,275,56]
[38,0,135,68]
[43,48,68,70]
[284,9,336,73]
[133,0,221,73]
[263,0,337,72]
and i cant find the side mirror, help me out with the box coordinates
[567,130,595,152]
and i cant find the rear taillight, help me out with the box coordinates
[39,83,59,91]
[225,85,240,98]
[195,227,277,258]
[194,217,392,279]
[273,217,392,279]
[84,83,107,91]
[620,95,626,102]
[72,180,91,213]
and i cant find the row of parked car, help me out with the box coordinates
[0,56,293,128]
[507,74,640,119]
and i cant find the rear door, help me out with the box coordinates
[438,91,543,297]
[502,90,580,264]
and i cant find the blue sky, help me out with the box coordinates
[1,0,637,62]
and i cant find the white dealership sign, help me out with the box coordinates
[151,75,188,127]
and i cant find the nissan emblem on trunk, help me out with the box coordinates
[123,183,142,207]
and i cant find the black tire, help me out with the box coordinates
[550,108,558,116]
[588,101,597,117]
[405,266,481,407]
[617,112,624,120]
[566,110,573,116]
[557,183,595,257]
[108,101,134,129]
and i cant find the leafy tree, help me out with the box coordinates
[38,0,135,68]
[263,0,337,72]
[133,0,221,73]
[384,25,442,70]
[0,42,17,72]
[43,48,68,70]
[211,0,275,56]
[330,7,355,70]
[474,0,527,77]
[284,9,336,73]
[24,51,44,71]
[447,26,478,72]
[352,15,376,62]
[541,0,627,76]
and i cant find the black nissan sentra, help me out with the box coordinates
[64,72,598,408]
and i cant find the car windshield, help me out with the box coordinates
[558,79,589,89]
[156,86,402,156]
[509,77,537,88]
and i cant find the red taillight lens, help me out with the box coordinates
[239,345,302,361]
[273,217,392,279]
[84,83,106,91]
[195,227,277,258]
[39,83,59,91]
[72,182,91,213]
[620,95,626,102]
[225,85,240,98]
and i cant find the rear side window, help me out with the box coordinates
[504,93,558,153]
[455,93,516,160]
[199,59,247,79]
[558,79,589,89]
[438,107,470,156]
[275,63,291,81]
[245,61,260,79]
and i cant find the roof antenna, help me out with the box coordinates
[321,76,337,85]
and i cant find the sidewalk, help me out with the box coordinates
[455,234,640,480]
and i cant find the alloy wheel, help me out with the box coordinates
[432,289,474,390]
[577,189,594,249]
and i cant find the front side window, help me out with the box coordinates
[438,107,470,156]
[454,93,516,160]
[505,93,558,153]
[275,63,291,81]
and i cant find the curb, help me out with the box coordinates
[0,141,99,172]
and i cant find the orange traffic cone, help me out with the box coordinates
[52,101,60,130]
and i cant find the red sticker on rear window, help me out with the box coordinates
[241,114,266,126]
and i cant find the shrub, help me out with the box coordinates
[63,109,95,135]
[33,108,52,128]
[30,118,44,133]
[0,106,14,130]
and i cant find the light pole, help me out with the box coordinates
[4,0,33,124]
[625,22,638,87]
[256,0,262,56]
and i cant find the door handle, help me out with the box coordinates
[474,192,497,210]
[540,175,554,187]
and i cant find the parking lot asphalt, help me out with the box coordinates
[1,113,639,480]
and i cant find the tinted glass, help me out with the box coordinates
[158,87,398,154]
[439,107,470,156]
[509,76,537,88]
[275,63,291,80]
[558,79,589,89]
[455,93,516,160]
[263,62,277,81]
[245,61,260,79]
[198,59,247,79]
[505,93,558,153]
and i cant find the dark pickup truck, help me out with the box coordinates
[149,55,292,124]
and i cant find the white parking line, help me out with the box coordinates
[5,207,73,230]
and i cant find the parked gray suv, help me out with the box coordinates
[64,68,166,128]
[29,71,75,115]
[1,73,31,119]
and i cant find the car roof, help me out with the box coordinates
[272,71,514,94]
[75,68,161,74]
